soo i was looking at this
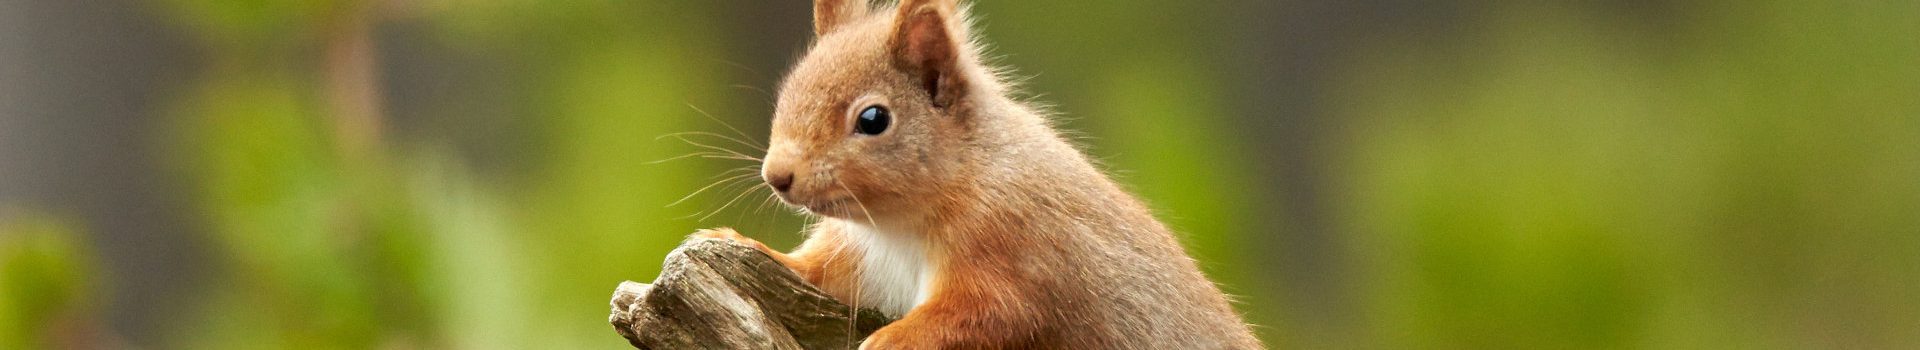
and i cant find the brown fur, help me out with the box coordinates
[702,0,1262,348]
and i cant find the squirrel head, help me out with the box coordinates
[764,0,988,223]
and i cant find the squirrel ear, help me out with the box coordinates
[814,0,866,36]
[889,1,965,109]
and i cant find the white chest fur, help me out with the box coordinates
[842,223,937,317]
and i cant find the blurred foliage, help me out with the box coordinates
[1336,1,1919,348]
[0,211,100,350]
[155,0,736,348]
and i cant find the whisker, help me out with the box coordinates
[732,184,783,224]
[709,58,760,76]
[699,182,769,222]
[794,213,850,346]
[671,136,758,159]
[697,154,764,163]
[730,84,776,105]
[672,177,762,221]
[704,166,761,181]
[645,152,714,165]
[686,103,765,149]
[657,131,766,153]
[646,151,759,165]
[665,134,761,161]
[838,182,880,228]
[835,181,880,345]
[752,188,782,215]
[668,172,760,208]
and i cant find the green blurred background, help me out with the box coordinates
[2,0,1916,348]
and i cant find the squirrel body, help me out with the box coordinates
[700,0,1262,348]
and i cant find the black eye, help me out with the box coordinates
[855,105,891,135]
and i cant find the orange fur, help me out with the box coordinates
[714,0,1262,348]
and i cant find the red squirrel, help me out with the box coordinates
[695,0,1261,348]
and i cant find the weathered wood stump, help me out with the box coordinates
[610,238,893,349]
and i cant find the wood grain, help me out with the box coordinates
[610,238,893,349]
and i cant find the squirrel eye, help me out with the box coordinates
[855,105,891,135]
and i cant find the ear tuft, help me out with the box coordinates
[814,0,867,36]
[890,2,965,109]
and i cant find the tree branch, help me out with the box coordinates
[610,238,893,349]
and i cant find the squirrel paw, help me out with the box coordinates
[689,227,768,250]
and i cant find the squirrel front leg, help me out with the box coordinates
[859,275,1042,349]
[689,228,812,276]
[691,227,856,289]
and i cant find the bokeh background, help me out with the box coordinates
[3,0,1917,348]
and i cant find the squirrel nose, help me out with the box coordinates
[766,171,795,193]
